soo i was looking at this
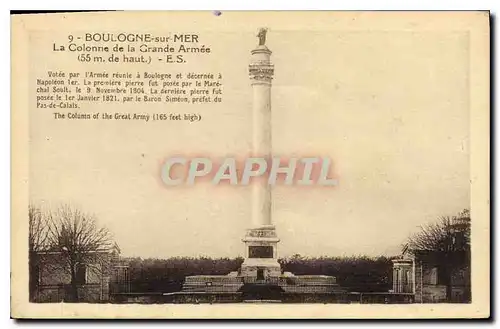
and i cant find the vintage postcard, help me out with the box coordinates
[11,11,490,319]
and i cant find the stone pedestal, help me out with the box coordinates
[241,225,281,278]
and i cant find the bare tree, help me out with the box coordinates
[407,209,470,253]
[45,205,114,302]
[29,204,49,253]
[28,204,49,301]
[406,209,471,302]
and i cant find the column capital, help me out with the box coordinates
[249,63,274,84]
[249,44,274,84]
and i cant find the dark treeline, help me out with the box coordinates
[280,255,392,292]
[126,257,244,292]
[124,255,393,293]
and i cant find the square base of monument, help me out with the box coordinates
[240,258,282,278]
[241,225,281,278]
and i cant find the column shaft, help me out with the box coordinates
[251,82,272,227]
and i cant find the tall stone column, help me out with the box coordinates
[240,29,281,279]
[249,43,273,228]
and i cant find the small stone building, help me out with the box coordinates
[392,248,471,303]
[30,245,127,303]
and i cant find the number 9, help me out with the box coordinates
[68,35,74,42]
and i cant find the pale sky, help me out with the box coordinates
[30,28,470,259]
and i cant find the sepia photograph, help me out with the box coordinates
[10,10,490,319]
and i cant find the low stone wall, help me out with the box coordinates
[110,291,416,304]
[184,276,244,284]
[182,274,342,294]
[357,292,414,304]
[170,292,243,304]
[420,285,470,303]
[283,285,342,294]
[183,275,244,293]
[282,292,350,303]
[293,275,337,284]
[111,292,243,304]
[281,275,342,293]
[112,293,171,304]
[34,284,105,303]
[422,285,447,303]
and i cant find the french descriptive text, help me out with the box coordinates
[35,70,225,123]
